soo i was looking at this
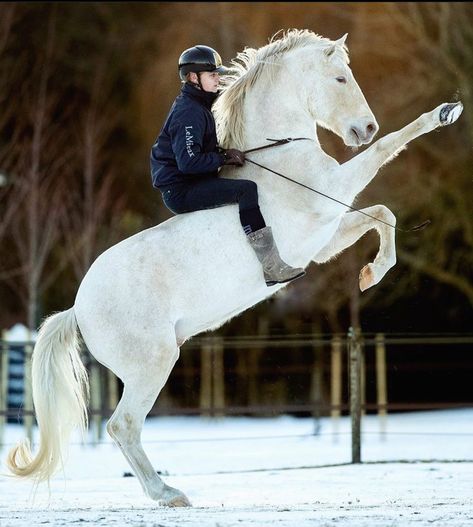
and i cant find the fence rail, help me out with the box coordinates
[1,330,473,458]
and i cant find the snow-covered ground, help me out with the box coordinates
[1,408,473,526]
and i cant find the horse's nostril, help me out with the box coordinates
[366,122,377,135]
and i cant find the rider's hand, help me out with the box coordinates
[223,148,246,166]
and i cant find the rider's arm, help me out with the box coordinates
[169,110,224,174]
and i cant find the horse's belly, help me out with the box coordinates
[174,280,276,342]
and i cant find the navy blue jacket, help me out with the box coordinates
[150,83,225,188]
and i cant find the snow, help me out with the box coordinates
[1,409,473,526]
[3,324,37,342]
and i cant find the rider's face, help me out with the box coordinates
[190,71,220,93]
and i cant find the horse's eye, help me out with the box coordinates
[336,76,347,84]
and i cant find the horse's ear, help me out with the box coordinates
[324,33,348,60]
[335,33,348,47]
[324,45,336,59]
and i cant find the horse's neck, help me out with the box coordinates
[233,87,341,258]
[243,85,317,147]
[242,83,337,172]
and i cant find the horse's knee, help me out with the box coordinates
[376,205,396,226]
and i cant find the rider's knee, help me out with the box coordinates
[241,179,258,196]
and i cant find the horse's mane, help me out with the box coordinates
[213,29,349,150]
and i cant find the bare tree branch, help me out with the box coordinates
[398,247,473,307]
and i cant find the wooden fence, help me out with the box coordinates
[1,330,472,461]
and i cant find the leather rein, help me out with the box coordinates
[242,138,430,234]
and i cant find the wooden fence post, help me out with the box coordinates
[375,333,388,439]
[89,358,103,444]
[361,341,366,416]
[248,316,268,414]
[310,327,324,434]
[348,327,362,464]
[330,335,342,441]
[0,330,9,448]
[23,330,34,446]
[200,337,213,416]
[247,346,262,412]
[235,341,248,407]
[212,336,225,418]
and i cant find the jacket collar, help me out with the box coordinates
[182,82,219,109]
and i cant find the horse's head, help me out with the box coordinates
[287,33,378,147]
[215,30,379,150]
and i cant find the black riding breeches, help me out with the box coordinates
[159,176,266,234]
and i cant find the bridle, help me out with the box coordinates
[242,138,430,234]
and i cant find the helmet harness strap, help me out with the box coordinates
[188,71,205,92]
[196,72,204,91]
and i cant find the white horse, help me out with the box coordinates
[7,29,462,506]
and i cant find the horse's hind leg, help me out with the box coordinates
[106,343,191,507]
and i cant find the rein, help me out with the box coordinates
[242,138,430,234]
[244,137,312,154]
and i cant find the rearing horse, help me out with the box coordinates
[6,29,462,507]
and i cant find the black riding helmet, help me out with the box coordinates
[178,45,230,81]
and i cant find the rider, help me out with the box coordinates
[150,45,305,286]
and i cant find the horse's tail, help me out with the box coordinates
[6,307,89,482]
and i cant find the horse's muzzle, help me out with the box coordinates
[350,120,379,145]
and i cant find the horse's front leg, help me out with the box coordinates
[314,205,397,291]
[340,102,463,193]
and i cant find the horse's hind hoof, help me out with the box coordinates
[158,485,192,507]
[439,102,463,126]
[163,495,192,507]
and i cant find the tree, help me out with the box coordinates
[0,4,23,249]
[354,3,473,308]
[5,11,75,329]
[61,37,125,282]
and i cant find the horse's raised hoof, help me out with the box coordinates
[439,102,463,126]
[359,264,375,292]
[158,485,192,508]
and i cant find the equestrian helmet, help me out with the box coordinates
[178,45,229,81]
